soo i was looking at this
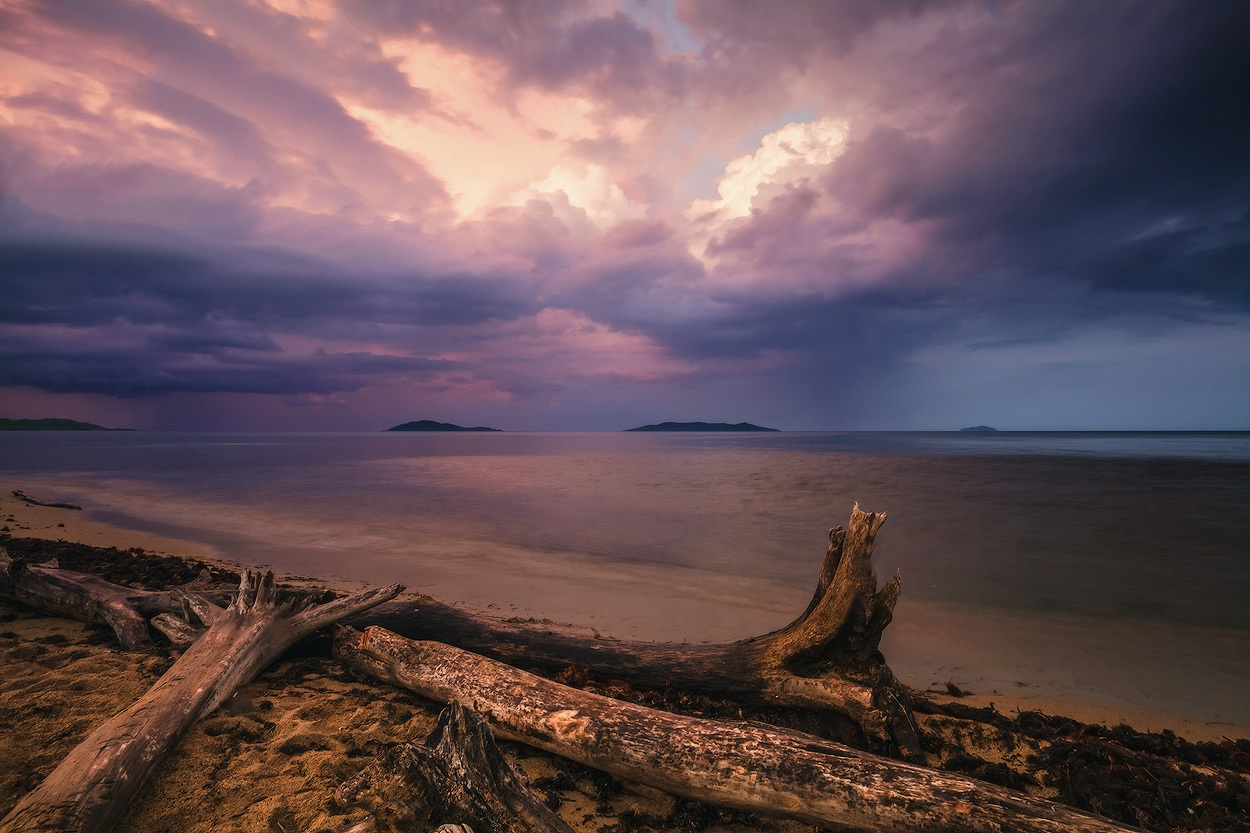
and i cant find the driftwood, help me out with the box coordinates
[1,571,402,833]
[2,506,918,754]
[356,505,918,755]
[337,702,573,833]
[0,548,185,650]
[0,549,330,649]
[335,625,1142,833]
[11,490,82,510]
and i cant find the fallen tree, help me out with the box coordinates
[0,548,324,650]
[1,571,402,833]
[356,505,919,755]
[335,624,1142,833]
[0,548,185,650]
[3,507,922,755]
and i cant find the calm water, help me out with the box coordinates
[3,431,1249,727]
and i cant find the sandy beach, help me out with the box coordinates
[0,489,823,833]
[2,487,1249,832]
[4,486,1246,742]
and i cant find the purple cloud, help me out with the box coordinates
[0,0,1246,429]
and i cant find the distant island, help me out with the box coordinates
[0,418,129,431]
[959,425,998,432]
[387,420,502,432]
[626,421,779,432]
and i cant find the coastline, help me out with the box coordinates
[3,486,1246,743]
[4,486,1250,832]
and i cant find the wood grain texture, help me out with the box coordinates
[354,506,918,754]
[336,625,1142,833]
[1,572,401,833]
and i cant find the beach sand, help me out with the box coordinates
[2,487,1248,832]
[0,490,819,833]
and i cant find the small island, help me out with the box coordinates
[0,418,128,431]
[958,425,998,432]
[626,421,779,432]
[388,420,502,432]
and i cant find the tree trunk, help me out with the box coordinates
[0,548,182,650]
[335,625,1142,833]
[355,505,918,755]
[1,572,402,833]
[337,702,573,833]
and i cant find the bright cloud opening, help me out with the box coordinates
[685,117,849,263]
[510,165,645,229]
[689,118,849,222]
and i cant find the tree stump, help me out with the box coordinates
[337,702,573,833]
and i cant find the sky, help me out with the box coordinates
[0,0,1247,431]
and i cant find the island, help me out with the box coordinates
[626,421,779,432]
[958,425,998,432]
[0,418,129,431]
[387,420,502,432]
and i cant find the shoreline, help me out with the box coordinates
[5,487,1250,833]
[2,485,1247,744]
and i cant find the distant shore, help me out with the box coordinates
[625,421,779,432]
[0,417,131,431]
[387,419,502,432]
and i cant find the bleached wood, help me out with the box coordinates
[356,506,919,753]
[0,549,181,650]
[335,625,1142,833]
[1,571,401,833]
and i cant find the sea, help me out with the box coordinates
[3,430,1248,732]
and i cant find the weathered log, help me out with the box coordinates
[355,505,918,755]
[12,490,82,510]
[148,611,203,646]
[335,625,1142,833]
[337,702,573,833]
[0,548,183,650]
[1,571,402,833]
[0,548,331,650]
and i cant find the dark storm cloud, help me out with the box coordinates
[681,0,1250,370]
[0,343,460,397]
[0,239,538,396]
[470,0,1248,384]
[679,0,954,57]
[0,241,538,330]
[825,1,1250,305]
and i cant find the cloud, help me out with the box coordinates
[3,0,449,227]
[688,118,849,222]
[684,117,850,269]
[343,1,685,105]
[0,239,540,330]
[0,339,460,397]
[509,164,645,229]
[1,0,1247,429]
